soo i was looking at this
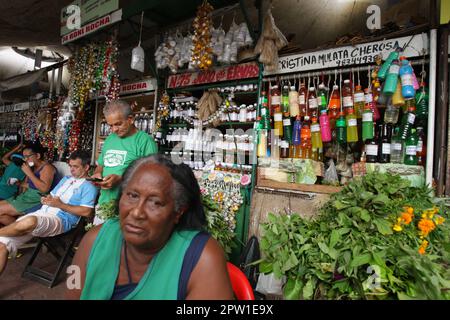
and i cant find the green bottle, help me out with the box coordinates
[361,105,374,142]
[336,111,347,145]
[404,128,418,165]
[378,50,400,81]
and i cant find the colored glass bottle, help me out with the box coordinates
[415,82,428,126]
[319,110,332,143]
[416,126,426,166]
[317,84,328,113]
[365,124,380,163]
[336,112,347,145]
[404,128,418,165]
[399,99,416,140]
[379,124,392,163]
[283,117,292,143]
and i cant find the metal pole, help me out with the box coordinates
[49,69,55,98]
[426,29,438,187]
[55,67,63,96]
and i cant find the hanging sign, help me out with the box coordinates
[61,9,122,45]
[266,33,429,75]
[0,99,48,113]
[167,62,259,89]
[60,0,119,36]
[120,79,157,95]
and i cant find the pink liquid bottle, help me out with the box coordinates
[319,109,332,142]
[364,87,380,121]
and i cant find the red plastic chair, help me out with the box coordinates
[227,262,255,300]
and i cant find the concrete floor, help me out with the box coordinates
[0,247,67,300]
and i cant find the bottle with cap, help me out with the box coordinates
[416,126,426,166]
[336,112,347,145]
[308,87,318,118]
[399,99,416,140]
[310,117,323,161]
[364,87,380,121]
[415,81,428,127]
[328,84,341,120]
[383,59,400,95]
[317,83,328,113]
[283,116,292,144]
[292,115,302,158]
[270,85,281,116]
[289,86,300,117]
[379,124,392,163]
[399,56,416,99]
[298,82,308,117]
[353,85,365,119]
[280,140,290,158]
[282,85,290,117]
[361,103,374,142]
[319,109,332,143]
[365,124,381,163]
[378,50,400,81]
[392,82,405,108]
[346,108,358,143]
[384,97,400,124]
[404,128,418,165]
[390,127,404,164]
[342,79,354,113]
[299,122,312,159]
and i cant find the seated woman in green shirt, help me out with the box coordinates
[67,154,234,300]
[0,143,26,201]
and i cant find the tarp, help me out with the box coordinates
[0,69,45,92]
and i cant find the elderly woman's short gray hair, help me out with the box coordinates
[103,100,133,118]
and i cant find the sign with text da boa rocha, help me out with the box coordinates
[265,33,429,76]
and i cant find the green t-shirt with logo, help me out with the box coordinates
[0,163,26,200]
[97,130,158,205]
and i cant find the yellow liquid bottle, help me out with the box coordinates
[392,82,405,107]
[346,108,359,143]
[274,112,283,137]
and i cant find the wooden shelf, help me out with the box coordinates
[256,178,342,194]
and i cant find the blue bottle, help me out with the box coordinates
[399,57,416,99]
[383,59,400,95]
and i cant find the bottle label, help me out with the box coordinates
[393,142,402,151]
[362,112,373,122]
[261,108,267,116]
[271,96,281,105]
[407,113,415,124]
[274,113,282,121]
[298,95,306,105]
[389,65,400,74]
[354,93,365,103]
[311,124,320,132]
[401,74,414,86]
[382,143,391,155]
[343,96,353,107]
[364,94,373,103]
[347,118,357,127]
[406,145,417,155]
[283,119,291,126]
[366,144,378,156]
[417,141,423,152]
[308,98,318,109]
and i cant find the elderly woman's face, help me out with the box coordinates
[119,163,182,250]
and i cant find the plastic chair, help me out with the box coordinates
[227,262,255,300]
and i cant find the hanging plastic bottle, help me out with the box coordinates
[298,82,308,117]
[299,125,312,159]
[383,59,400,95]
[311,116,323,149]
[336,111,347,145]
[384,97,400,124]
[317,84,328,113]
[379,124,392,163]
[375,79,388,106]
[353,85,365,119]
[283,116,292,144]
[410,61,420,90]
[399,99,416,140]
[346,108,358,143]
[319,109,332,142]
[378,50,400,81]
[342,79,353,113]
[274,109,283,137]
[404,128,418,165]
[257,117,267,158]
[289,86,300,117]
[308,87,318,118]
[361,104,374,142]
[392,82,405,107]
[416,126,426,166]
[270,85,281,116]
[415,82,428,126]
[364,87,380,121]
[328,84,341,119]
[282,85,290,117]
[390,127,404,164]
[399,56,416,99]
[292,115,302,158]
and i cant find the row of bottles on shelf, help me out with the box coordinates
[163,150,253,173]
[158,127,255,154]
[99,112,154,136]
[217,84,258,93]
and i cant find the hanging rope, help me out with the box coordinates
[138,11,144,47]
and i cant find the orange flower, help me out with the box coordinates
[435,216,445,225]
[401,212,413,225]
[404,206,414,215]
[418,219,436,237]
[418,247,426,255]
[418,239,429,255]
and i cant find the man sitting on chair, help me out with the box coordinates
[0,150,98,276]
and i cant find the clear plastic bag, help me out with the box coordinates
[255,273,286,296]
[131,45,145,73]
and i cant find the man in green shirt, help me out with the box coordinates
[90,100,158,224]
[0,143,26,201]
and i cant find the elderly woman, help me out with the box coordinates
[67,155,234,300]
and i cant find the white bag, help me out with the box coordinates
[255,273,286,295]
[131,45,145,73]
